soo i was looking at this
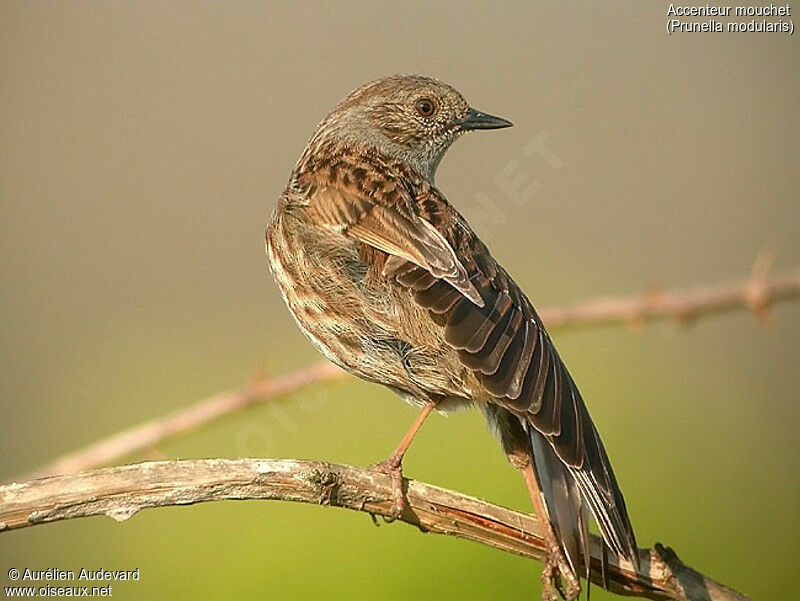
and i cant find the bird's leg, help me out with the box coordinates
[372,400,438,519]
[513,455,580,601]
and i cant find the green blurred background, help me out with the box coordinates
[2,2,798,599]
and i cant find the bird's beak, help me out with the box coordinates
[459,108,513,131]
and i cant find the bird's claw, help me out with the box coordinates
[540,539,580,601]
[370,457,405,520]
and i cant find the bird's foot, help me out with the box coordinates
[370,455,405,520]
[540,539,580,601]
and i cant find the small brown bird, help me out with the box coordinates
[266,75,638,598]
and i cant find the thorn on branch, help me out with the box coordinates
[745,249,773,324]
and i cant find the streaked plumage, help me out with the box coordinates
[267,75,638,597]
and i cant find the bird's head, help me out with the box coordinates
[309,74,512,182]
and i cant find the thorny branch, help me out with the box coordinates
[0,459,748,601]
[542,252,798,329]
[27,257,800,479]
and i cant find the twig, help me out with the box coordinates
[25,260,800,479]
[0,459,748,601]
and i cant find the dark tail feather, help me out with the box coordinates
[482,404,636,593]
[529,427,592,583]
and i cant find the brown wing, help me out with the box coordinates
[305,184,483,307]
[383,202,639,567]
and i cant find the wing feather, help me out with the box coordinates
[306,186,483,306]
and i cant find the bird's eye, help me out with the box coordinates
[415,97,437,118]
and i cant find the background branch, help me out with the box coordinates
[25,259,800,479]
[1,458,749,601]
[542,252,798,329]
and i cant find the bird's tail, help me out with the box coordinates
[528,427,593,583]
[481,403,638,590]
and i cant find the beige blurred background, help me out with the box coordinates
[1,2,798,599]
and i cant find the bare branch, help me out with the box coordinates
[0,459,748,601]
[25,262,800,479]
[542,255,800,330]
